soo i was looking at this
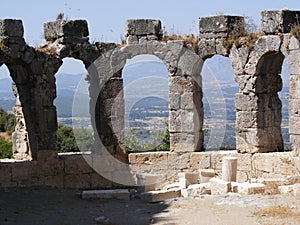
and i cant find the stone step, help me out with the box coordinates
[81,189,130,200]
[141,188,181,203]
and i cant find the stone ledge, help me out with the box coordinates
[82,189,130,200]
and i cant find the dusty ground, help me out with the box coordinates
[0,188,300,225]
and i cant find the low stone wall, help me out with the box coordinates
[0,153,119,189]
[1,151,299,189]
[129,151,300,186]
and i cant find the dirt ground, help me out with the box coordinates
[0,188,300,225]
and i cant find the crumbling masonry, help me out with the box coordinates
[1,10,300,189]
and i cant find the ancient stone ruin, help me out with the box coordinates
[0,10,300,190]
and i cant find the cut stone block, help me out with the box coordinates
[258,178,285,194]
[199,169,215,183]
[210,178,231,195]
[81,189,130,200]
[261,10,300,34]
[0,19,24,37]
[126,19,162,37]
[136,173,160,193]
[185,183,211,198]
[178,172,199,189]
[221,157,237,182]
[199,15,244,38]
[141,188,181,203]
[231,182,239,193]
[44,20,89,41]
[293,183,300,196]
[278,185,294,195]
[238,183,265,195]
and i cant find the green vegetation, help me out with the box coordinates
[0,108,15,158]
[125,123,170,152]
[0,138,12,158]
[0,108,16,135]
[57,124,93,153]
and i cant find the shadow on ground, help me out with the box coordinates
[0,188,172,225]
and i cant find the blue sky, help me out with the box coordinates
[0,0,299,75]
[1,0,298,45]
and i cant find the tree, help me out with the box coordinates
[57,124,93,153]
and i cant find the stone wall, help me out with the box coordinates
[0,10,300,189]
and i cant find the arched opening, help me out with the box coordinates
[279,59,290,150]
[54,57,93,153]
[201,55,237,150]
[122,54,169,152]
[253,52,285,152]
[0,64,16,159]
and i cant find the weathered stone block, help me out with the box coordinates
[210,177,231,195]
[261,10,300,34]
[169,110,195,133]
[91,172,113,189]
[190,152,211,170]
[169,133,196,152]
[141,188,181,203]
[238,183,265,195]
[82,189,130,200]
[199,15,244,38]
[136,173,160,193]
[167,152,191,170]
[278,185,294,195]
[44,175,64,188]
[293,183,300,196]
[63,154,93,174]
[64,173,91,189]
[258,178,285,194]
[37,150,58,161]
[178,172,199,189]
[125,19,162,37]
[199,169,215,183]
[128,152,168,170]
[44,20,89,41]
[289,116,300,135]
[198,38,216,58]
[169,92,181,110]
[0,164,12,186]
[0,19,24,37]
[185,183,211,197]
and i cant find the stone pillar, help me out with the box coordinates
[221,157,237,182]
[286,37,300,156]
[0,19,33,160]
[94,70,127,162]
[125,19,163,44]
[168,69,203,152]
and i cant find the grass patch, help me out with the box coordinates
[222,32,262,53]
[36,45,57,56]
[254,205,300,222]
[290,24,300,39]
[162,34,199,52]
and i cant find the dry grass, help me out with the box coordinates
[254,205,300,222]
[222,32,262,53]
[162,34,199,52]
[36,45,57,55]
[290,24,300,40]
[116,39,127,49]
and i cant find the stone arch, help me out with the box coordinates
[90,40,203,157]
[201,54,237,150]
[232,35,284,153]
[283,36,300,156]
[0,62,31,160]
[122,54,169,151]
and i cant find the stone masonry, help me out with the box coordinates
[0,10,300,189]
